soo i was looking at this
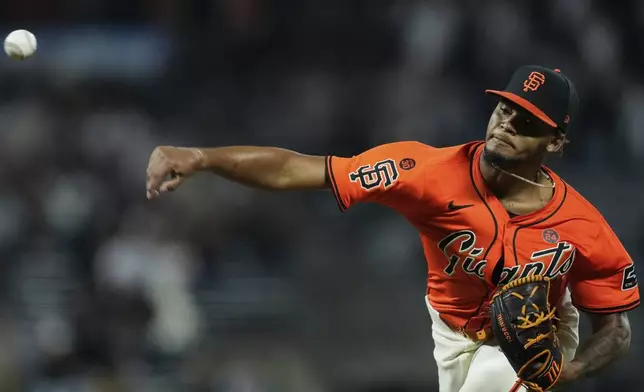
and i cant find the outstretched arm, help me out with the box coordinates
[145,146,328,199]
[146,141,434,214]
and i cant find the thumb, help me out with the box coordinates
[159,173,186,193]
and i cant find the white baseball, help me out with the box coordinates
[4,30,37,60]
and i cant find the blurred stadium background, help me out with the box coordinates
[0,0,642,391]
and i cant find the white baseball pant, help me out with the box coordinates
[426,289,579,392]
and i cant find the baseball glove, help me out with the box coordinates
[490,275,563,392]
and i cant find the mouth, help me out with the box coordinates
[490,135,515,148]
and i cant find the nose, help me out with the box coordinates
[500,120,517,135]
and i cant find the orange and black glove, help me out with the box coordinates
[490,275,564,392]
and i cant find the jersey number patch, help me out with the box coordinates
[349,159,399,191]
[622,264,638,291]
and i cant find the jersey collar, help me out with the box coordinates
[470,142,567,225]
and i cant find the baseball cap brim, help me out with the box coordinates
[485,90,558,128]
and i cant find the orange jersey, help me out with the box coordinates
[326,141,640,333]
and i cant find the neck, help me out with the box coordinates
[480,153,545,197]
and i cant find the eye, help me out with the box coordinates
[525,118,532,125]
[499,105,511,115]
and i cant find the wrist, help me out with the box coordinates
[565,360,584,379]
[192,148,208,170]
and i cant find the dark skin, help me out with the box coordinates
[145,99,632,387]
[559,312,631,384]
[480,99,565,215]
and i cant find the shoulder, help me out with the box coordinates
[365,140,478,166]
[552,176,615,240]
[328,140,480,186]
[561,181,607,224]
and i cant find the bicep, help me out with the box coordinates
[587,312,629,332]
[280,153,329,190]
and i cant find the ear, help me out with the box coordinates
[546,131,566,154]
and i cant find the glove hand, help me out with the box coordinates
[490,276,563,392]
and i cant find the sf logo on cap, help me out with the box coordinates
[523,72,546,92]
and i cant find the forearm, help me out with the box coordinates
[196,146,328,190]
[569,313,631,378]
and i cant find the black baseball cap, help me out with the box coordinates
[485,65,579,133]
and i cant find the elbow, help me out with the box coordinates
[590,312,632,358]
[263,152,302,190]
[617,324,631,357]
[609,314,632,358]
[268,172,296,190]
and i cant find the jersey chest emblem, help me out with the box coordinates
[436,230,577,285]
[498,241,576,285]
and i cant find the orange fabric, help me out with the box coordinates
[327,141,442,213]
[327,141,640,332]
[568,213,640,313]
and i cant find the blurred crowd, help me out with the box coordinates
[0,0,642,391]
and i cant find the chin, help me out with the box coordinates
[483,144,522,169]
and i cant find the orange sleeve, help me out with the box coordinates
[569,217,640,313]
[326,141,436,213]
